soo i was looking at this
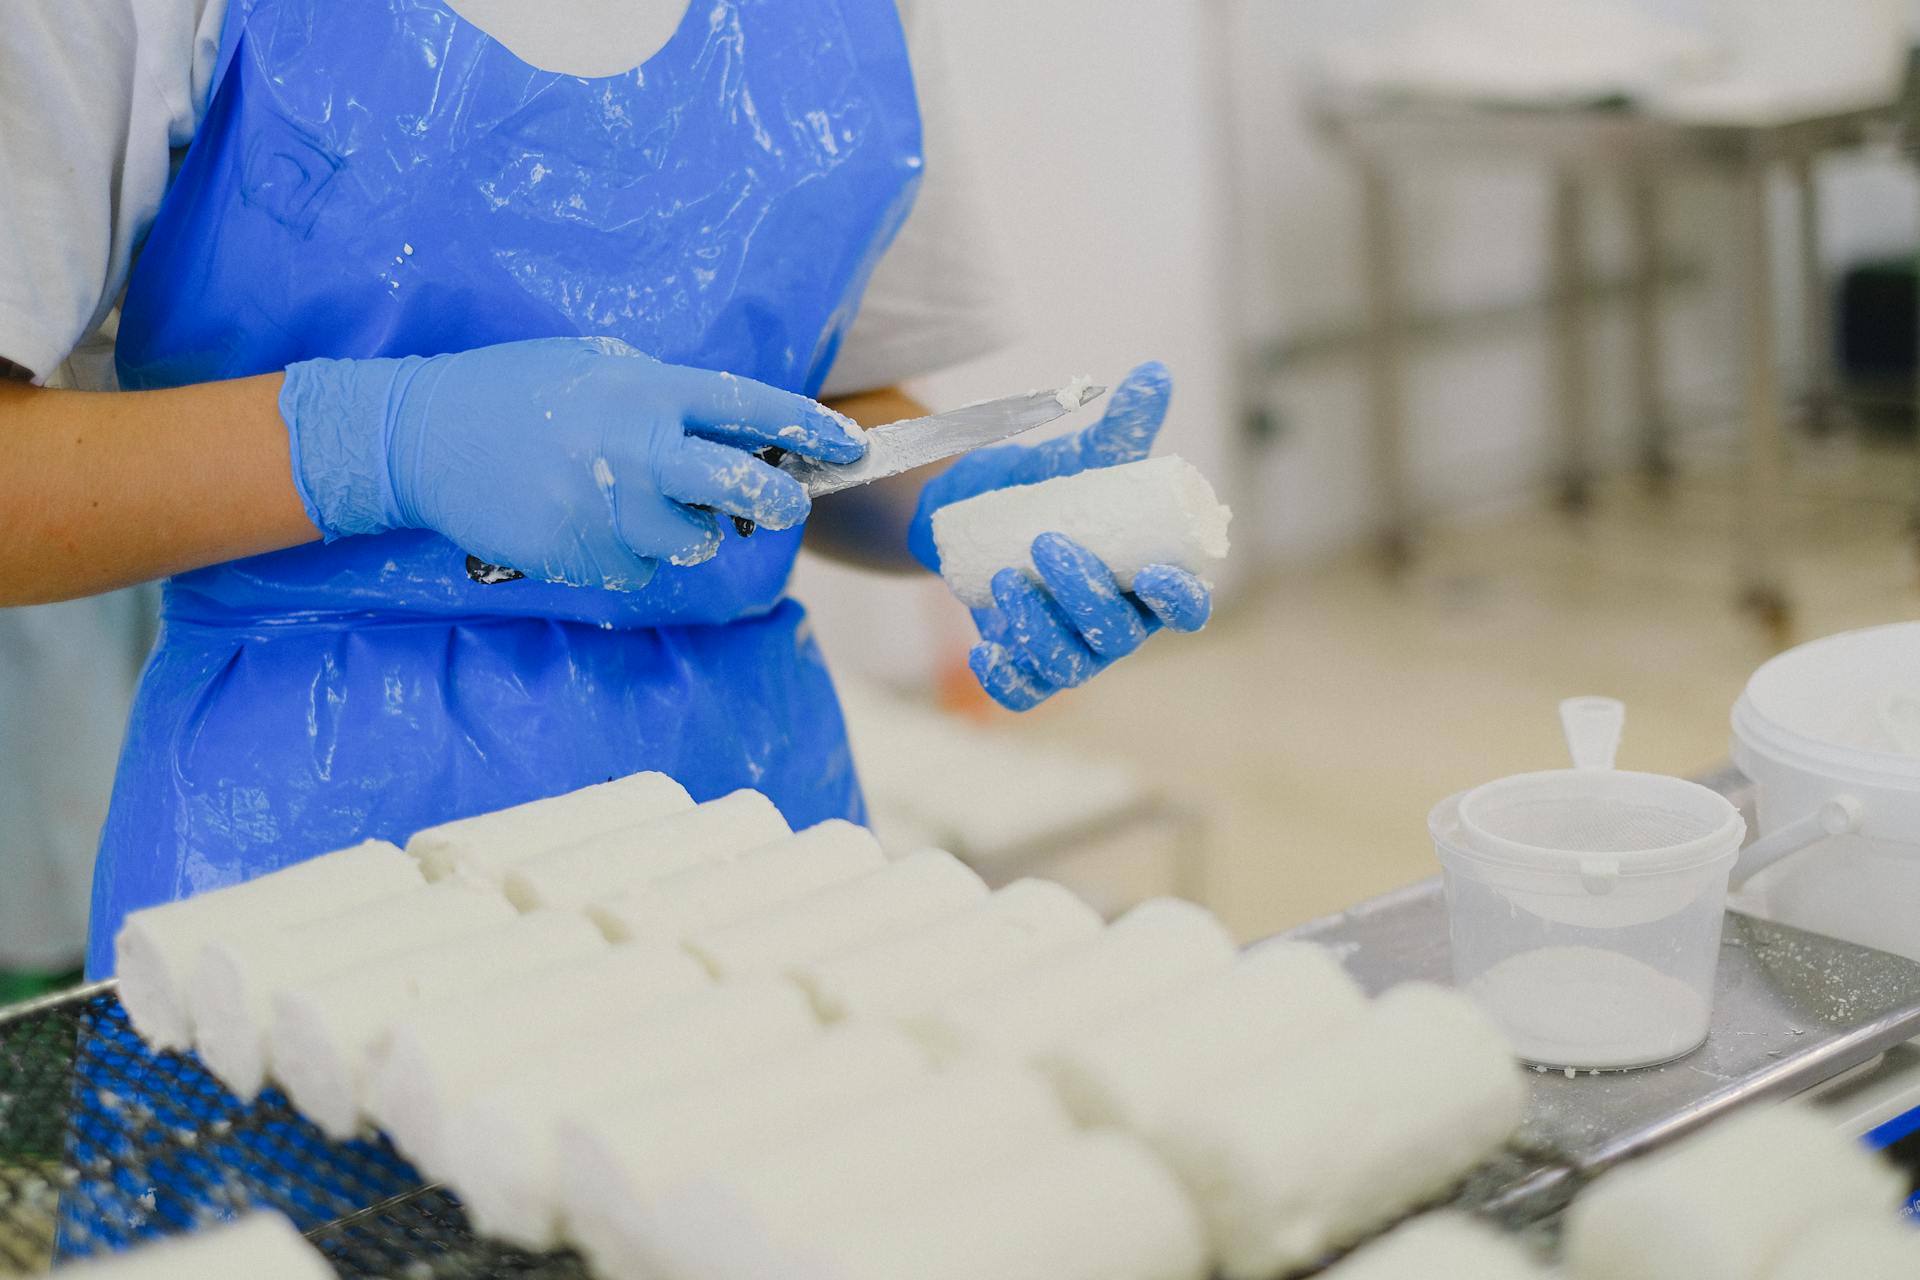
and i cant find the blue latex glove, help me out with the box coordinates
[908,362,1212,711]
[279,336,864,591]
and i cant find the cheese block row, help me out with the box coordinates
[500,902,1522,1279]
[468,894,1229,1278]
[112,767,1530,1280]
[108,771,1203,1280]
[115,773,861,1102]
[429,893,1219,1261]
[116,770,700,1052]
[541,911,1525,1280]
[1564,1103,1918,1280]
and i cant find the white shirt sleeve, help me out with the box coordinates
[0,0,224,384]
[820,0,1017,397]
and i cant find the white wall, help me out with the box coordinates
[794,0,1243,688]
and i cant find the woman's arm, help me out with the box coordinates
[0,364,914,606]
[0,375,319,605]
[1,345,873,607]
[808,385,940,574]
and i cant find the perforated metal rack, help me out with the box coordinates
[0,983,583,1278]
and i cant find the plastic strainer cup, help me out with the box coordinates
[1432,698,1745,1070]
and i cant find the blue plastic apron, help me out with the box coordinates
[92,0,923,977]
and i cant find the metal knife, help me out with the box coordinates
[465,381,1107,583]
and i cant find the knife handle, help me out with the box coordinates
[469,446,787,582]
[696,512,758,538]
[692,446,789,540]
[466,555,525,584]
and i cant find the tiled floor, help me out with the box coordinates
[987,430,1920,943]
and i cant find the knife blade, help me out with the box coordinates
[777,382,1107,499]
[464,381,1106,582]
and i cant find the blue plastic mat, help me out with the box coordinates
[0,988,583,1277]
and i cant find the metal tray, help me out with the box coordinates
[6,883,1917,1276]
[1286,879,1920,1228]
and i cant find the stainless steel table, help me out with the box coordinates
[1283,878,1920,1232]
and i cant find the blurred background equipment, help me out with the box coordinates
[1314,0,1913,627]
[840,682,1206,916]
[792,0,1920,951]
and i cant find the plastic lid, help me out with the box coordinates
[1734,621,1920,789]
[1453,769,1745,878]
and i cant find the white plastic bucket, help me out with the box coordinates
[1730,622,1920,962]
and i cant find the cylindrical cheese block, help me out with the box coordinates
[914,897,1235,1065]
[407,771,695,883]
[796,878,1102,1024]
[503,790,791,912]
[1039,940,1367,1133]
[640,1063,1074,1280]
[1562,1105,1907,1280]
[1770,1215,1920,1280]
[810,1131,1209,1280]
[54,1213,334,1279]
[558,1024,929,1280]
[589,820,885,944]
[269,910,607,1138]
[1153,983,1525,1280]
[686,849,988,979]
[930,455,1231,609]
[187,883,514,1098]
[1318,1214,1548,1280]
[441,979,818,1250]
[115,840,424,1052]
[370,942,709,1171]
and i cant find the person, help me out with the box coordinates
[1,0,1213,981]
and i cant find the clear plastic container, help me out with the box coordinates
[1432,765,1745,1071]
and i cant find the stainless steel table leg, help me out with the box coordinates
[1795,155,1837,436]
[1912,163,1920,568]
[1739,157,1791,633]
[1552,170,1594,511]
[1630,171,1672,484]
[1359,157,1413,568]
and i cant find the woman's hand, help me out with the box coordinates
[908,362,1212,710]
[283,336,865,590]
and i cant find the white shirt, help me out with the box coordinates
[0,0,1011,391]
